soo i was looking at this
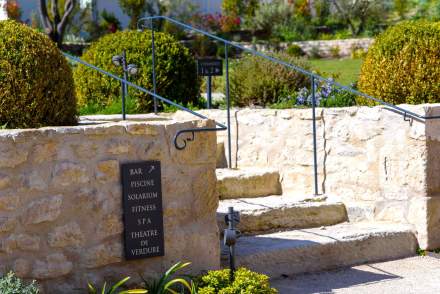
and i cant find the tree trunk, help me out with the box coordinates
[330,0,357,36]
[309,0,317,18]
[39,0,76,47]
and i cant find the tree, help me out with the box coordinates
[118,0,159,29]
[39,0,77,47]
[330,0,390,36]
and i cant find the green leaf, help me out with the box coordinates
[88,283,97,294]
[119,289,148,294]
[109,277,131,294]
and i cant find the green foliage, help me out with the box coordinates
[286,44,306,57]
[0,20,77,128]
[0,272,39,294]
[73,30,200,113]
[247,0,292,35]
[197,268,277,294]
[358,20,440,105]
[143,261,192,294]
[350,45,368,59]
[330,46,341,58]
[191,35,218,57]
[222,0,259,21]
[118,0,158,29]
[79,96,138,116]
[88,276,147,294]
[229,53,311,107]
[330,0,392,36]
[413,0,440,21]
[417,247,427,256]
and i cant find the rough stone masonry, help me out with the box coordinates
[174,104,440,250]
[0,118,219,293]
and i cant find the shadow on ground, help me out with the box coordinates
[273,265,402,294]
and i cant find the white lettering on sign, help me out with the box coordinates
[131,246,160,256]
[129,168,143,176]
[130,179,154,188]
[131,230,158,239]
[131,204,156,213]
[138,218,152,225]
[127,192,158,200]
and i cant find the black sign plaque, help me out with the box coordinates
[197,59,223,76]
[121,161,164,260]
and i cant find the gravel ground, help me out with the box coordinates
[271,255,440,294]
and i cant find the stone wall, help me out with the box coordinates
[241,38,374,58]
[174,105,440,249]
[0,119,219,292]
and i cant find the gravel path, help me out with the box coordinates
[271,255,440,294]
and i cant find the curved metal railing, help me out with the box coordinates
[137,15,440,195]
[63,52,227,151]
[138,15,440,121]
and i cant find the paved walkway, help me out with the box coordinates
[271,255,440,294]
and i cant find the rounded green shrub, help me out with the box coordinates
[286,44,305,57]
[230,53,311,106]
[74,30,200,113]
[197,268,277,294]
[358,21,440,105]
[0,20,77,128]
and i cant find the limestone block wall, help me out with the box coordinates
[0,119,219,293]
[174,105,440,249]
[240,38,374,57]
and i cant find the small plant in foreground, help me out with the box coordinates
[142,262,192,294]
[197,268,277,294]
[87,276,147,294]
[0,272,39,294]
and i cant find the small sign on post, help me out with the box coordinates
[197,59,223,77]
[121,161,164,260]
[197,59,223,109]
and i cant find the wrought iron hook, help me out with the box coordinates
[173,126,227,150]
[174,130,195,150]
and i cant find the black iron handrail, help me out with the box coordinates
[138,15,440,196]
[63,52,227,150]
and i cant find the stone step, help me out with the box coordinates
[217,195,348,234]
[222,222,417,278]
[216,168,282,200]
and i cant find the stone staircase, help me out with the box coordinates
[215,162,418,277]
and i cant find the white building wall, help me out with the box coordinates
[193,0,222,14]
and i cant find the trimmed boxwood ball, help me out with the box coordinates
[358,21,440,105]
[0,20,77,128]
[74,30,200,113]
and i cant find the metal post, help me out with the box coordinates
[151,18,158,115]
[121,50,127,121]
[229,244,235,282]
[225,44,232,169]
[311,76,319,196]
[207,76,212,109]
[226,207,237,282]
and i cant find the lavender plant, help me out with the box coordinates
[295,78,357,108]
